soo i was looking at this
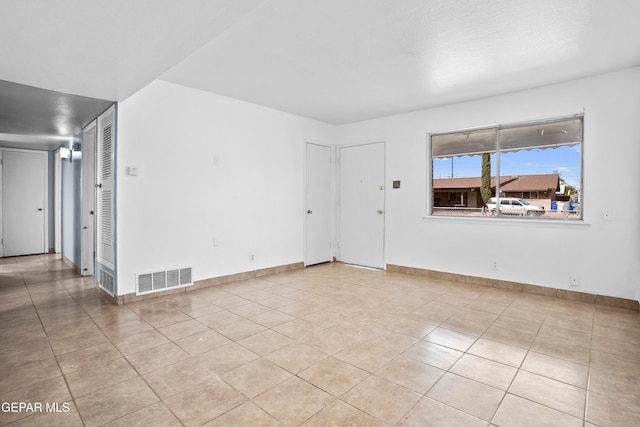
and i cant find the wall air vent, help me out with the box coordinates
[99,269,116,296]
[136,267,193,295]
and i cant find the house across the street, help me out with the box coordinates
[433,173,561,208]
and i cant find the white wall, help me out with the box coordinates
[337,67,640,301]
[116,80,336,295]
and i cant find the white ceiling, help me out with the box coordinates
[1,0,639,146]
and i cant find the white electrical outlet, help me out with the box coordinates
[491,259,498,270]
[250,254,255,262]
[569,274,580,287]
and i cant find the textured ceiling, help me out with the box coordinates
[161,0,640,124]
[1,0,639,150]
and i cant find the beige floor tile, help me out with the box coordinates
[203,401,280,427]
[215,318,267,341]
[492,394,582,427]
[197,342,260,375]
[265,342,328,374]
[222,358,292,398]
[0,336,54,370]
[530,336,590,365]
[157,319,210,340]
[450,353,517,390]
[272,318,323,340]
[382,316,437,339]
[197,309,244,328]
[376,356,445,394]
[481,324,536,349]
[588,367,640,399]
[398,397,487,427]
[342,375,422,425]
[248,309,296,328]
[543,314,593,335]
[302,309,347,328]
[65,357,138,398]
[43,317,101,339]
[228,301,272,317]
[141,310,193,329]
[237,329,295,356]
[586,390,640,426]
[113,330,170,355]
[7,402,83,427]
[591,334,640,359]
[276,302,322,317]
[467,338,527,367]
[333,342,398,373]
[99,318,154,340]
[125,341,190,374]
[426,373,504,422]
[174,329,232,355]
[521,351,588,388]
[163,378,247,427]
[300,327,359,355]
[0,376,71,425]
[49,330,110,356]
[491,314,542,335]
[298,357,369,396]
[593,323,640,344]
[254,377,334,426]
[508,370,585,418]
[75,377,159,427]
[590,349,640,378]
[501,306,548,324]
[401,340,463,370]
[103,402,182,427]
[143,357,217,399]
[303,399,387,427]
[424,327,477,352]
[0,357,62,395]
[537,324,592,347]
[173,300,223,318]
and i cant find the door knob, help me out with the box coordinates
[307,210,313,214]
[377,210,383,214]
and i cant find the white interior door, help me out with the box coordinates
[2,149,48,257]
[305,143,332,266]
[96,106,115,270]
[338,142,385,269]
[81,122,96,276]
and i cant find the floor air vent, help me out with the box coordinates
[137,267,192,295]
[99,269,116,296]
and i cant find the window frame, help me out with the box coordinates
[428,114,584,221]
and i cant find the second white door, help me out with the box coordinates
[338,142,385,269]
[2,149,48,257]
[305,143,332,266]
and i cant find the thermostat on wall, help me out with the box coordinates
[126,166,138,176]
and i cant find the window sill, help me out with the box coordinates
[422,214,591,229]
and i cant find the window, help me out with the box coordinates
[449,192,462,203]
[430,116,582,220]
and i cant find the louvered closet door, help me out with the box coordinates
[96,106,115,270]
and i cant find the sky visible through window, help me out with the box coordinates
[433,145,581,188]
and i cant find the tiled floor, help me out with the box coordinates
[1,254,639,426]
